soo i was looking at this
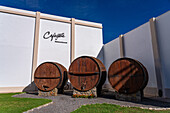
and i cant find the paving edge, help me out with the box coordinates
[140,107,170,110]
[23,101,53,113]
[120,105,170,110]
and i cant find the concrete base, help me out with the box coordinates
[0,87,25,93]
[143,87,158,97]
[73,87,97,97]
[38,88,58,96]
[144,87,170,98]
[164,88,170,98]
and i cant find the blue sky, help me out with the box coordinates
[0,0,170,44]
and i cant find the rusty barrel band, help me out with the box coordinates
[110,74,143,78]
[34,76,61,79]
[69,72,99,76]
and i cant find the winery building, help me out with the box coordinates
[0,6,170,98]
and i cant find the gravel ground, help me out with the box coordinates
[13,91,170,113]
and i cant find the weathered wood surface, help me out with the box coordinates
[34,62,67,92]
[68,56,106,92]
[108,58,148,94]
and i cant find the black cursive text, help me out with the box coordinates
[43,31,67,44]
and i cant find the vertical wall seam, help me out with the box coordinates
[102,45,105,66]
[71,18,75,62]
[119,34,125,58]
[31,12,40,82]
[149,17,164,97]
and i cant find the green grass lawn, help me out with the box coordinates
[72,103,170,113]
[0,92,52,113]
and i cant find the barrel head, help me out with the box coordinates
[34,62,61,92]
[108,58,146,94]
[68,56,100,91]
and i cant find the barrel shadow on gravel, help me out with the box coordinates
[100,91,170,108]
[140,97,170,107]
[64,90,73,96]
[62,90,170,108]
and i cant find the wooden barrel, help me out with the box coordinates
[135,60,149,91]
[68,56,106,92]
[34,62,68,92]
[108,58,148,94]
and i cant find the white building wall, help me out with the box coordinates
[37,19,71,69]
[0,12,35,87]
[75,25,103,59]
[156,11,170,89]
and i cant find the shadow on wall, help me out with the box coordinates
[22,81,38,94]
[97,46,104,63]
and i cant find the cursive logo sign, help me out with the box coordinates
[43,31,67,44]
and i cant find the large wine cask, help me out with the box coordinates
[68,56,106,92]
[108,58,148,94]
[34,62,68,92]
